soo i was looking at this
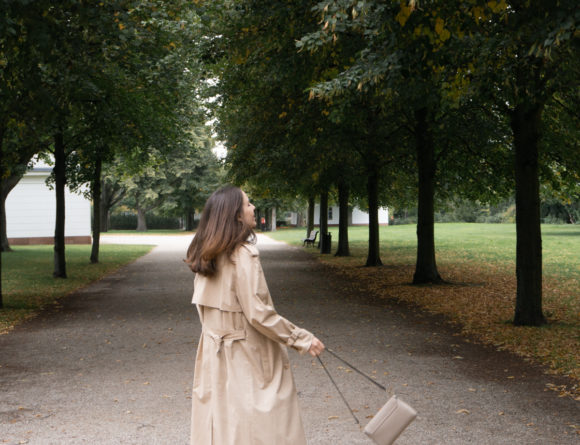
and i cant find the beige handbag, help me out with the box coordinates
[364,395,417,445]
[319,349,417,445]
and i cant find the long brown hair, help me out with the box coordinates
[186,186,255,276]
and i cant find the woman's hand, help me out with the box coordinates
[308,337,325,357]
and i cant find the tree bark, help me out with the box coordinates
[136,200,147,231]
[335,180,350,257]
[365,165,382,266]
[100,180,126,232]
[90,156,102,264]
[53,132,67,278]
[0,181,2,306]
[319,190,329,253]
[511,104,546,326]
[264,208,271,232]
[271,207,277,232]
[99,180,110,232]
[307,195,315,238]
[185,208,195,231]
[413,108,442,283]
[1,175,23,252]
[0,128,3,308]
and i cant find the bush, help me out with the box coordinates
[109,213,137,230]
[110,212,182,230]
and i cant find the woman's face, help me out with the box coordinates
[239,191,256,228]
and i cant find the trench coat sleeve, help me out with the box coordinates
[235,245,314,354]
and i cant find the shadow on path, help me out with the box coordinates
[0,234,577,444]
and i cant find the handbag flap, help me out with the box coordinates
[364,396,417,445]
[364,396,398,435]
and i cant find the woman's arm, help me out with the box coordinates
[234,245,324,355]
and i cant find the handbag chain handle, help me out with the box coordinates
[317,348,389,425]
[326,348,387,391]
[317,355,360,424]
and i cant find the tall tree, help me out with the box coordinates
[209,0,357,228]
[473,0,579,325]
[300,1,520,280]
[0,0,53,252]
[33,0,204,268]
[52,132,67,277]
[113,131,221,232]
[306,195,315,238]
[335,179,350,257]
[319,190,330,253]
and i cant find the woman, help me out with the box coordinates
[186,186,324,445]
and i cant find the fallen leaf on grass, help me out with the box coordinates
[320,256,580,399]
[456,409,470,414]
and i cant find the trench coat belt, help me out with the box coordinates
[203,327,246,354]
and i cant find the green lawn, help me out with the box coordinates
[0,244,154,333]
[269,223,579,278]
[105,229,193,235]
[267,223,580,387]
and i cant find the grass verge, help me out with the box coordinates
[0,244,154,334]
[106,230,193,235]
[266,224,580,399]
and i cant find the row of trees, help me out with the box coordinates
[394,195,580,225]
[205,0,579,326]
[0,1,220,307]
[97,125,222,234]
[1,1,577,327]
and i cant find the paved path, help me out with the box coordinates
[1,234,578,444]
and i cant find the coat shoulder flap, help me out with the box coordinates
[239,243,259,258]
[191,253,242,312]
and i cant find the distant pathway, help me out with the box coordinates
[0,234,578,444]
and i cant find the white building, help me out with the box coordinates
[5,158,92,245]
[314,204,389,226]
[285,204,389,227]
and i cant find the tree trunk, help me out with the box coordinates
[413,108,441,283]
[0,189,2,306]
[53,132,67,278]
[136,199,147,231]
[271,207,276,231]
[100,180,126,232]
[365,165,382,266]
[264,209,271,232]
[1,175,23,252]
[99,180,110,232]
[307,195,315,237]
[296,211,303,227]
[90,156,102,264]
[511,104,546,326]
[335,180,350,257]
[0,128,3,308]
[185,209,195,231]
[319,190,329,253]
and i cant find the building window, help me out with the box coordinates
[328,207,333,220]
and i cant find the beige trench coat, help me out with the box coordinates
[191,243,314,445]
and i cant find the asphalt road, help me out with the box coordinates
[0,234,578,444]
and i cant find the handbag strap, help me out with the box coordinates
[317,355,360,424]
[326,348,387,391]
[317,349,388,425]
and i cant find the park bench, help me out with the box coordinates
[303,230,319,247]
